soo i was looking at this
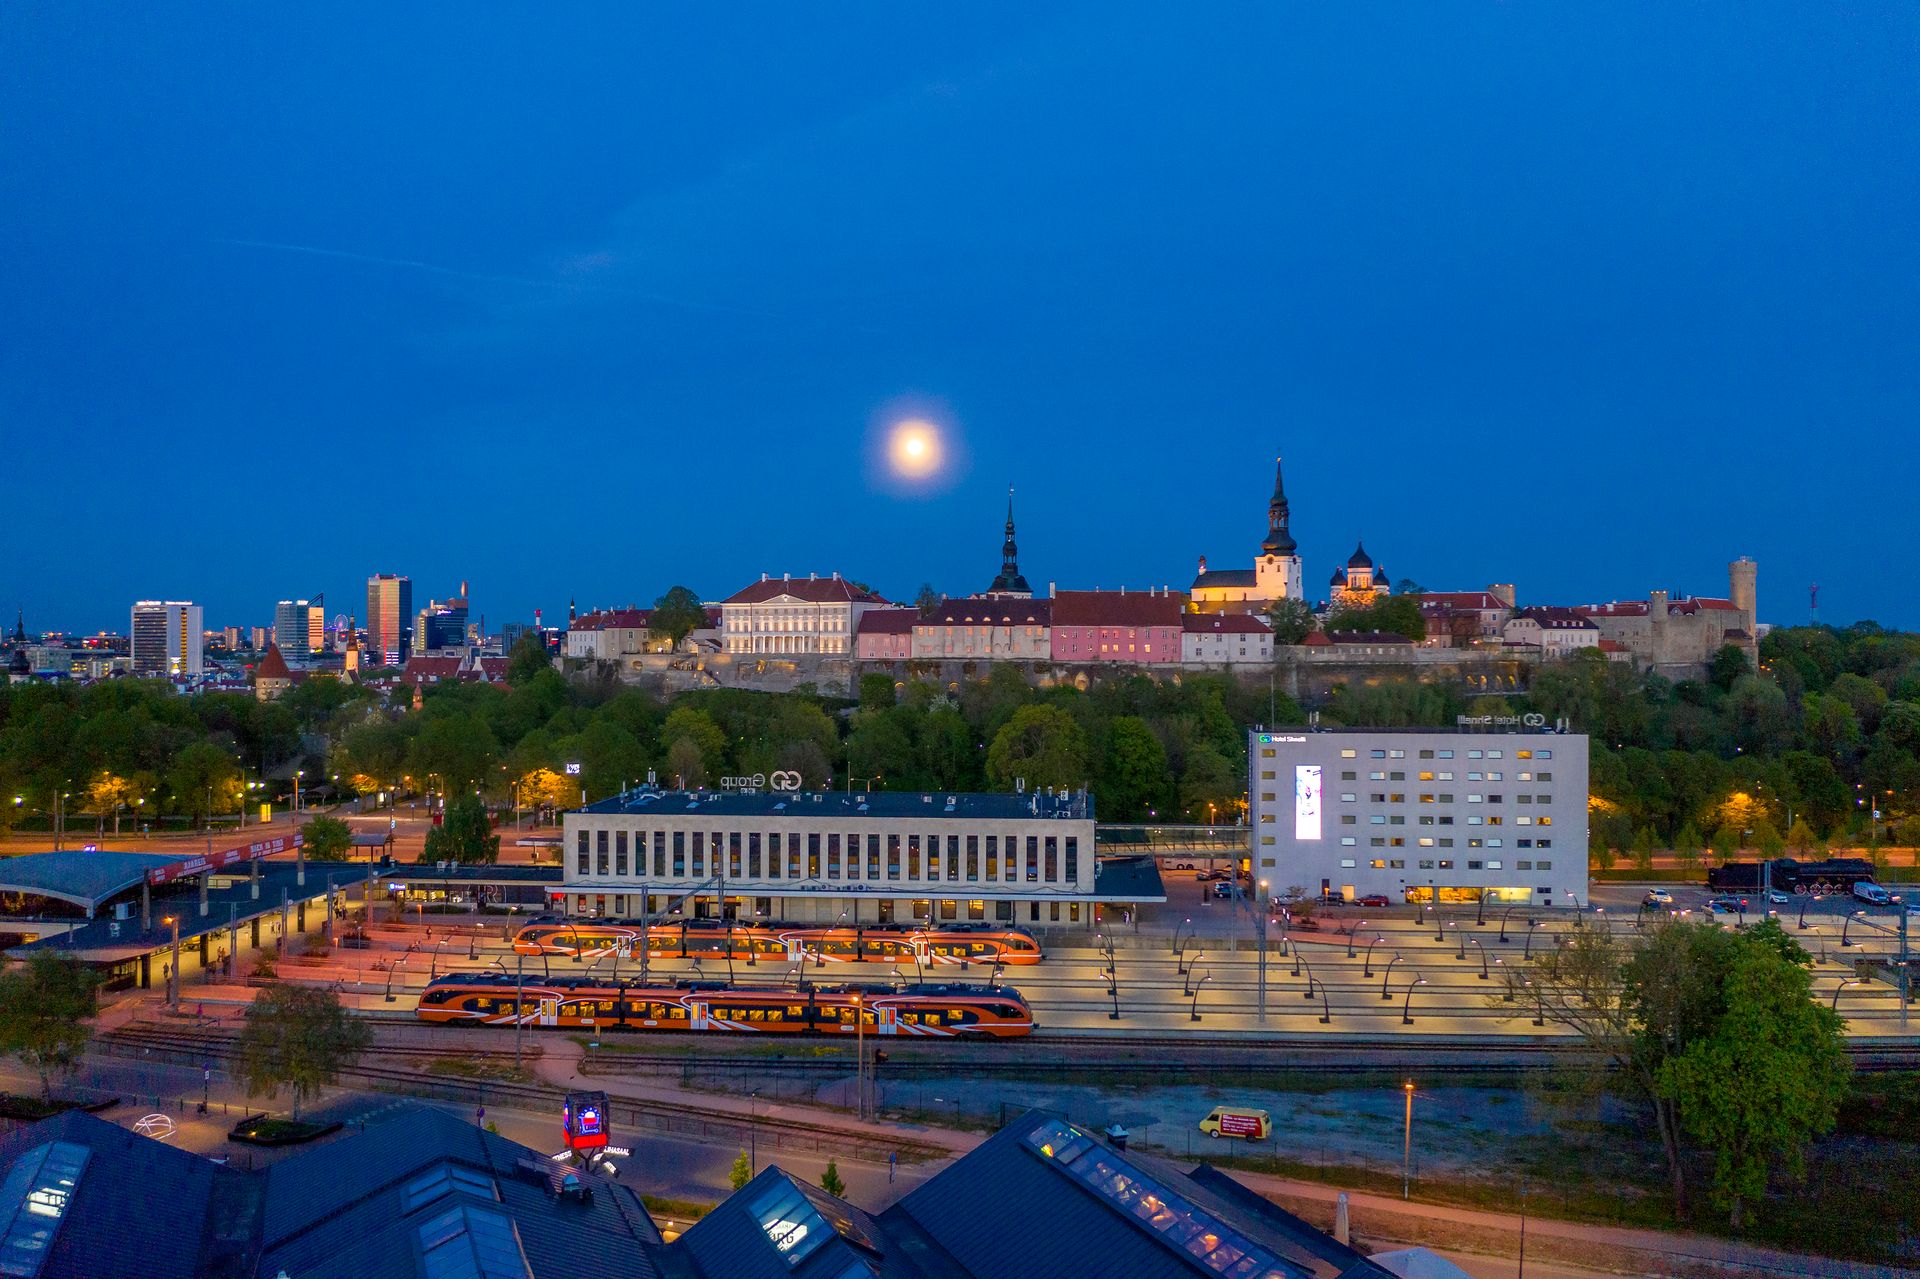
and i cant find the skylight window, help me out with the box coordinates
[1024,1120,1301,1279]
[417,1204,530,1279]
[749,1179,829,1265]
[404,1162,499,1212]
[0,1142,90,1279]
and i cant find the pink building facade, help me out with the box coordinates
[854,608,914,661]
[1048,589,1184,664]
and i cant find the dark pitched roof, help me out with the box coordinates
[855,609,917,636]
[1050,591,1185,629]
[0,1109,258,1279]
[724,577,885,606]
[925,600,1050,627]
[260,1106,661,1279]
[1183,613,1272,635]
[890,1111,1379,1279]
[573,608,653,632]
[253,643,292,680]
[1192,568,1258,589]
[676,1167,912,1279]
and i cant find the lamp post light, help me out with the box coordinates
[162,915,181,1009]
[1188,974,1211,1022]
[1498,905,1522,944]
[1172,917,1192,968]
[1454,924,1467,962]
[1799,894,1821,930]
[1183,956,1205,998]
[1381,953,1404,1001]
[1529,979,1546,1027]
[1297,954,1318,1000]
[1400,974,1427,1026]
[1363,934,1387,979]
[1523,918,1543,961]
[1832,979,1862,1015]
[384,950,408,1002]
[1468,938,1490,979]
[1475,891,1488,928]
[1843,910,1868,948]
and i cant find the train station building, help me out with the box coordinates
[0,839,378,992]
[560,786,1164,932]
[1248,724,1591,907]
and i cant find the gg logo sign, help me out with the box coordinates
[769,771,803,791]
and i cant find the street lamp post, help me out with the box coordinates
[1468,938,1490,979]
[1363,934,1387,979]
[1499,905,1522,943]
[1254,879,1269,1025]
[1831,979,1862,1015]
[1401,1081,1415,1200]
[1799,894,1821,930]
[1523,919,1543,961]
[1188,974,1211,1022]
[163,915,181,1009]
[1381,954,1403,1001]
[1843,910,1867,948]
[1400,974,1426,1026]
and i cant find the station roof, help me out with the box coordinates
[7,858,371,963]
[1091,855,1167,902]
[579,788,1093,822]
[0,850,183,911]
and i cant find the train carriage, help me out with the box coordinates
[415,972,1033,1038]
[510,918,1043,966]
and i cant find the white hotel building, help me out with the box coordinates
[1248,726,1589,907]
[560,786,1161,931]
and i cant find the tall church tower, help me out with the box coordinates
[986,487,1033,598]
[1253,457,1303,602]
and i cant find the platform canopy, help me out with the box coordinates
[0,850,183,913]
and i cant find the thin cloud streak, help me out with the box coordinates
[209,236,785,322]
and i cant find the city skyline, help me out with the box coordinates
[6,6,1916,633]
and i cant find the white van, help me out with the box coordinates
[1852,881,1891,906]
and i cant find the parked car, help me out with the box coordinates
[1198,869,1230,882]
[1853,881,1892,906]
[1764,888,1791,905]
[1643,889,1674,906]
[1703,897,1745,915]
[1210,881,1239,899]
[1356,894,1391,908]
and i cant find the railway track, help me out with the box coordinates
[96,1024,954,1164]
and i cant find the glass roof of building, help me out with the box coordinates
[417,1203,531,1279]
[748,1175,878,1268]
[1024,1119,1303,1279]
[0,1141,90,1279]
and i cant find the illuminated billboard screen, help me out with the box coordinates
[1294,765,1322,841]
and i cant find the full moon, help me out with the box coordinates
[886,419,945,479]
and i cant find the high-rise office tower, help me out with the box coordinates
[413,580,471,653]
[306,594,328,653]
[130,601,204,677]
[273,600,309,655]
[366,574,413,667]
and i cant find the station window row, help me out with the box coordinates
[576,827,1080,887]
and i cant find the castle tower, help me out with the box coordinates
[1253,457,1304,602]
[1729,558,1757,636]
[986,486,1032,598]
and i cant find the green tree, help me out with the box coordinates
[729,1150,753,1191]
[661,707,728,778]
[914,584,942,617]
[1325,595,1425,642]
[1784,816,1820,854]
[1656,940,1850,1227]
[1751,818,1785,856]
[407,713,500,795]
[666,737,708,789]
[504,633,553,686]
[423,794,500,865]
[301,815,352,860]
[168,740,238,824]
[0,952,99,1097]
[1631,826,1659,873]
[1707,644,1751,691]
[1709,825,1740,862]
[1263,598,1318,646]
[985,705,1089,792]
[1100,717,1170,820]
[858,672,898,711]
[235,983,371,1118]
[1178,742,1241,825]
[820,1158,846,1197]
[649,585,708,649]
[336,720,407,797]
[846,709,915,786]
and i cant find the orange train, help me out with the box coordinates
[510,918,1044,966]
[414,972,1035,1038]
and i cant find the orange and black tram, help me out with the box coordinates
[510,917,1044,966]
[415,972,1035,1038]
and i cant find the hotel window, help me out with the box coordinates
[1370,793,1386,803]
[1487,839,1503,848]
[1260,792,1276,803]
[1468,795,1483,804]
[1389,837,1405,846]
[1261,748,1276,758]
[748,833,762,878]
[1438,859,1454,870]
[1517,750,1533,759]
[1517,794,1532,805]
[1488,816,1503,826]
[1487,860,1503,870]
[1538,771,1552,781]
[1389,772,1405,781]
[1468,816,1484,827]
[1538,816,1552,826]
[1488,794,1503,804]
[1389,816,1405,826]
[1517,772,1532,782]
[1370,858,1387,869]
[576,831,589,875]
[1370,815,1386,825]
[689,832,703,878]
[1389,750,1405,759]
[1388,793,1405,803]
[1341,771,1356,780]
[1340,749,1357,758]
[1370,837,1386,847]
[1468,750,1483,759]
[1419,816,1434,826]
[1419,837,1435,847]
[1340,836,1356,846]
[660,832,673,878]
[1438,837,1455,847]
[615,831,627,876]
[1488,772,1502,781]
[1517,816,1533,826]
[1340,859,1357,868]
[1371,749,1386,758]
[1439,772,1454,781]
[1468,860,1483,870]
[1437,750,1453,758]
[1517,860,1533,870]
[1418,794,1434,804]
[1536,793,1552,804]
[1418,771,1435,781]
[1469,839,1483,848]
[1370,771,1386,781]
[1341,793,1358,803]
[1419,859,1435,869]
[1468,772,1483,781]
[1537,859,1552,868]
[1419,749,1434,759]
[596,831,609,876]
[1487,750,1503,758]
[1390,859,1405,869]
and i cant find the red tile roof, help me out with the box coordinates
[1417,591,1507,611]
[1050,590,1185,628]
[855,609,916,635]
[572,608,651,632]
[1301,630,1334,647]
[253,644,292,680]
[723,576,886,605]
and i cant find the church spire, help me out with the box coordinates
[987,485,1033,597]
[1261,456,1297,556]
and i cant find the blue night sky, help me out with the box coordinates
[4,6,1916,634]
